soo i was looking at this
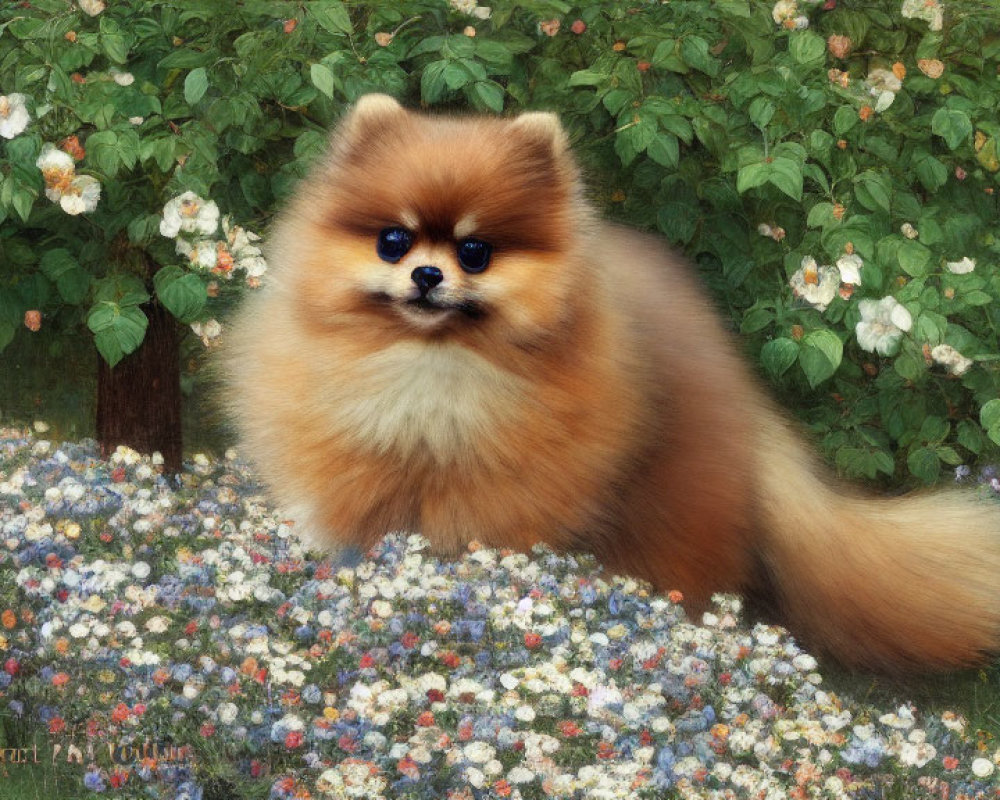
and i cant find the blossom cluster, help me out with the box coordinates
[1,428,999,799]
[783,243,978,368]
[158,191,268,344]
[35,143,101,216]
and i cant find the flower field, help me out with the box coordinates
[0,427,998,799]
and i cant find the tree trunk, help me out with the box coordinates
[96,298,183,473]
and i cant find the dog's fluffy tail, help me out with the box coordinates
[754,408,1000,671]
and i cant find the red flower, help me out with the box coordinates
[111,703,130,723]
[200,723,216,738]
[3,658,18,675]
[426,689,445,703]
[401,631,420,649]
[559,720,582,737]
[284,730,303,748]
[524,632,542,649]
[48,717,66,734]
[571,19,586,34]
[110,769,129,788]
[416,711,435,727]
[111,467,126,483]
[359,652,376,669]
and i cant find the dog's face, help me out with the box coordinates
[272,95,589,346]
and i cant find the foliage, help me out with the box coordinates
[0,0,999,485]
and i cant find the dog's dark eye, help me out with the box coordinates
[457,238,492,274]
[376,227,413,263]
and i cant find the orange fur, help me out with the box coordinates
[223,95,1000,672]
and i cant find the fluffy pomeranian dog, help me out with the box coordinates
[224,94,1000,671]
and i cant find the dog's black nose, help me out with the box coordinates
[411,266,444,295]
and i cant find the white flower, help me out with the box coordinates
[856,297,912,356]
[191,319,222,346]
[508,766,535,784]
[836,253,863,285]
[464,741,496,764]
[789,256,839,312]
[78,0,106,14]
[945,256,975,274]
[931,344,973,376]
[131,562,151,580]
[175,237,219,271]
[901,0,943,31]
[160,192,220,239]
[900,222,919,239]
[110,68,135,86]
[868,68,902,111]
[772,0,799,24]
[0,93,30,139]
[218,702,239,725]
[449,0,490,16]
[972,757,995,778]
[145,616,170,633]
[59,174,101,215]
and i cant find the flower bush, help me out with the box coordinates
[2,427,1000,799]
[0,2,998,454]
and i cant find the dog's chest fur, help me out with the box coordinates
[326,341,523,462]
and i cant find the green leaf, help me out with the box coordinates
[767,157,803,201]
[897,239,931,277]
[761,337,799,377]
[469,81,504,112]
[646,133,679,168]
[958,420,984,454]
[736,162,767,193]
[748,96,775,130]
[310,63,336,99]
[913,152,948,192]
[57,269,91,305]
[833,106,858,136]
[568,68,608,87]
[309,0,352,35]
[680,35,718,76]
[739,303,774,334]
[907,446,940,483]
[88,304,148,368]
[421,60,448,103]
[807,202,838,228]
[853,170,892,213]
[39,249,78,282]
[184,67,209,106]
[931,108,973,150]
[981,399,1000,431]
[154,267,207,323]
[789,31,826,64]
[99,16,129,63]
[799,329,843,387]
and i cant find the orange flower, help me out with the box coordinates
[51,671,70,687]
[283,19,297,34]
[859,105,873,121]
[60,135,86,160]
[918,58,944,79]
[892,61,906,80]
[23,310,41,332]
[667,589,683,604]
[1,610,15,629]
[539,19,560,37]
[827,35,851,59]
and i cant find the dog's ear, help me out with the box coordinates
[332,94,406,152]
[509,110,569,156]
